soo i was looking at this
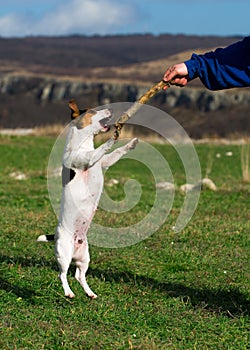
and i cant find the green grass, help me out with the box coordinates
[0,135,249,350]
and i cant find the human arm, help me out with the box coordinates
[163,37,250,90]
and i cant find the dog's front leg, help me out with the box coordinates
[86,138,116,168]
[101,138,138,168]
[64,138,115,170]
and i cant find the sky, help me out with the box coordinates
[0,0,249,38]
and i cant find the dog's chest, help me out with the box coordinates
[63,163,104,216]
[81,164,104,199]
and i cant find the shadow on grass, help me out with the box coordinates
[1,254,249,316]
[0,254,57,304]
[0,254,57,269]
[89,267,250,318]
[0,276,37,303]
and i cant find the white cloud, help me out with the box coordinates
[0,13,31,37]
[0,0,136,37]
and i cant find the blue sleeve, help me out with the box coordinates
[184,37,250,90]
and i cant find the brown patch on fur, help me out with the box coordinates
[74,109,97,129]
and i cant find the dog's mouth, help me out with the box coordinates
[99,115,112,133]
[101,125,110,132]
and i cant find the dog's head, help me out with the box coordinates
[68,99,112,135]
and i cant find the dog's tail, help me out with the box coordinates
[37,234,55,242]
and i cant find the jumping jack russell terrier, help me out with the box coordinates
[37,100,138,298]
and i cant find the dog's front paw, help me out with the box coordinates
[127,138,138,150]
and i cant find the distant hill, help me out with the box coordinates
[0,34,241,75]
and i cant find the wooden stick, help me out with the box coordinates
[113,80,170,140]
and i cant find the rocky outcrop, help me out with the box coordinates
[0,73,249,137]
[1,73,250,111]
[0,74,250,112]
[161,87,250,112]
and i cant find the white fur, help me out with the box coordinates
[39,108,138,298]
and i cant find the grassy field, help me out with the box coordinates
[0,135,249,350]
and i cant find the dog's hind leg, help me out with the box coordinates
[57,257,75,298]
[56,238,75,298]
[75,253,97,299]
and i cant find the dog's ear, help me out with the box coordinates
[68,99,90,120]
[68,99,81,119]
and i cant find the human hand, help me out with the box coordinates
[163,63,189,89]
